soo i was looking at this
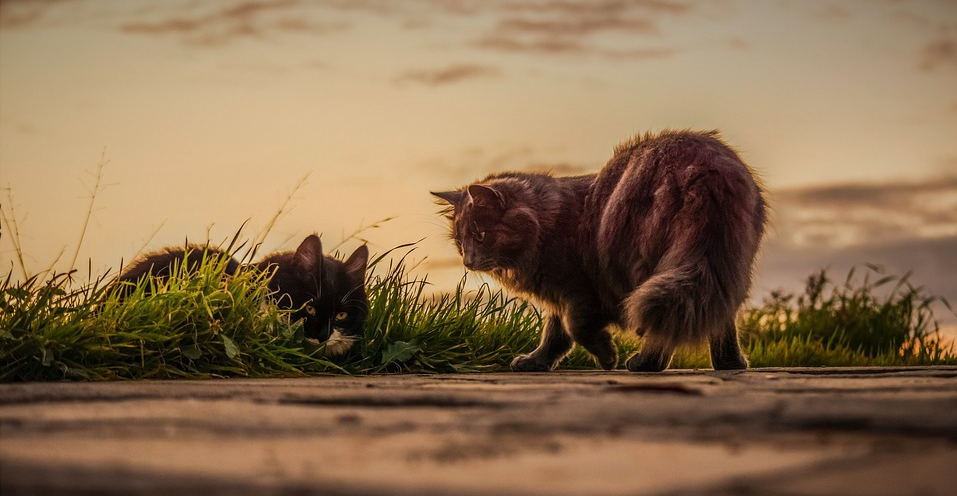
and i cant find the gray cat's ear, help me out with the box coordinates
[295,234,324,271]
[431,190,465,205]
[467,184,505,209]
[344,244,369,282]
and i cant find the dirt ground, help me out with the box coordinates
[2,367,956,496]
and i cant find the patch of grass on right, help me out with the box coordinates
[737,266,956,367]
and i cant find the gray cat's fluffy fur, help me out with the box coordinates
[433,130,767,372]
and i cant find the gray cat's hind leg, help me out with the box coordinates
[710,320,748,370]
[572,328,617,370]
[511,315,574,372]
[626,338,674,372]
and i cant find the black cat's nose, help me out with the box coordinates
[320,320,332,340]
[304,319,333,342]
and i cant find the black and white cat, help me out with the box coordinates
[116,235,368,355]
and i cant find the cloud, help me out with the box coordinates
[119,0,349,46]
[759,174,957,322]
[745,166,957,314]
[770,174,957,249]
[0,0,79,28]
[812,4,852,23]
[920,28,957,72]
[38,0,703,61]
[475,34,588,55]
[726,37,750,51]
[888,5,957,73]
[522,162,596,175]
[471,0,690,58]
[419,144,601,184]
[420,146,531,182]
[394,64,501,86]
[755,235,957,323]
[774,174,957,207]
[602,47,677,60]
[495,14,659,38]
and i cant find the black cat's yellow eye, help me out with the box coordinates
[305,305,317,316]
[335,311,348,322]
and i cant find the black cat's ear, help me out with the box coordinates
[295,234,324,271]
[344,244,369,282]
[467,184,505,210]
[431,190,465,206]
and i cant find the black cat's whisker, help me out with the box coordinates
[340,283,366,302]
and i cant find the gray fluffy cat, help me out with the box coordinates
[433,130,767,372]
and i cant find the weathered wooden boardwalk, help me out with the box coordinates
[3,367,956,495]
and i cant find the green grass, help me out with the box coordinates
[738,266,956,367]
[0,254,338,380]
[0,244,544,380]
[2,249,954,381]
[2,162,954,379]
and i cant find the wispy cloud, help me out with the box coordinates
[919,27,957,72]
[771,174,957,249]
[4,0,711,64]
[524,162,596,175]
[753,174,957,316]
[886,4,957,73]
[421,146,532,182]
[812,4,852,23]
[421,144,600,186]
[394,64,501,86]
[475,35,588,56]
[495,14,659,38]
[119,0,349,46]
[0,0,79,28]
[602,47,677,60]
[471,0,690,58]
[756,235,957,320]
[726,37,750,51]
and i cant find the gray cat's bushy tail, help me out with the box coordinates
[623,178,765,354]
[624,260,734,350]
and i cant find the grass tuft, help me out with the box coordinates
[0,243,546,380]
[1,251,337,381]
[337,246,542,374]
[739,265,956,367]
[2,246,954,381]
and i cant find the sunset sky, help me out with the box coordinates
[2,0,956,328]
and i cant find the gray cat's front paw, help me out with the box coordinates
[510,354,555,372]
[597,352,618,371]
